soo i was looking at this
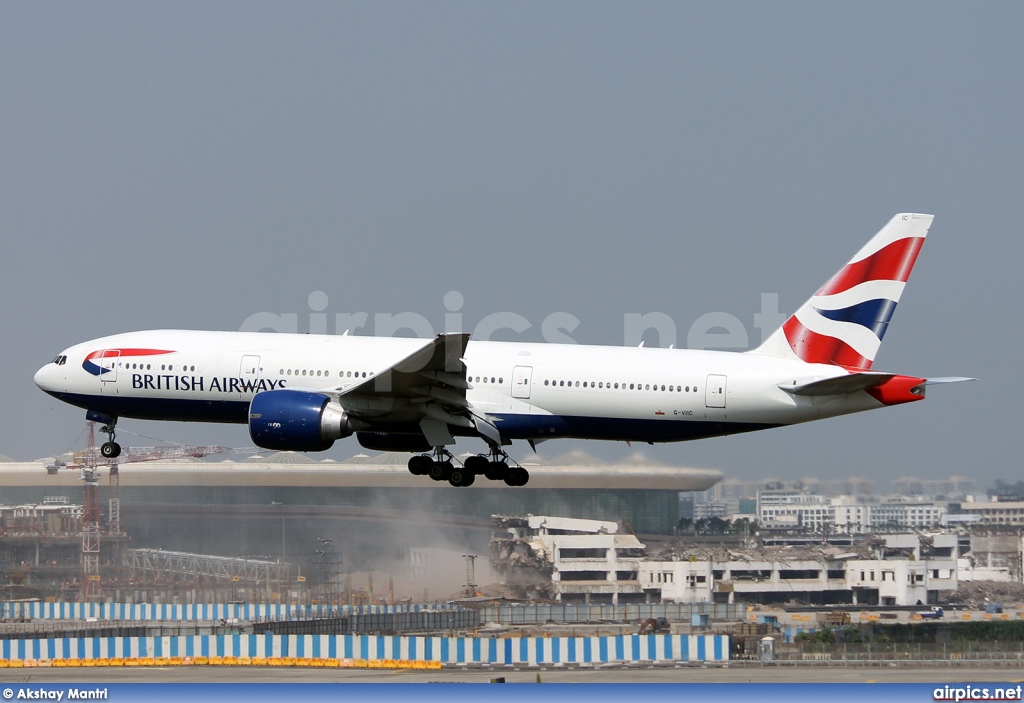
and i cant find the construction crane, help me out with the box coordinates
[45,423,265,601]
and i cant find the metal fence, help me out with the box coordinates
[735,640,1024,666]
[481,603,744,625]
[256,610,481,636]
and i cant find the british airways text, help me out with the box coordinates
[131,375,288,393]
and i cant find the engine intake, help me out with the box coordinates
[249,390,360,452]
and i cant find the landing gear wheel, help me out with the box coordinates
[429,460,453,482]
[448,468,475,487]
[100,441,121,459]
[485,460,508,481]
[504,466,529,487]
[408,455,432,475]
[464,455,488,475]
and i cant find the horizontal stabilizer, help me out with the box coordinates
[779,372,895,397]
[922,376,977,385]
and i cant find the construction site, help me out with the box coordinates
[0,423,723,605]
[1,423,1023,609]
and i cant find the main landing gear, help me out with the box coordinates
[406,447,530,488]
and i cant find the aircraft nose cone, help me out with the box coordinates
[34,365,49,390]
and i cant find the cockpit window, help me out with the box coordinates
[51,355,67,366]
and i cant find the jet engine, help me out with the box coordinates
[249,390,360,452]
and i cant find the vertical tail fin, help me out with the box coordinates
[752,213,934,370]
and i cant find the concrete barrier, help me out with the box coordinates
[0,602,458,621]
[0,633,729,666]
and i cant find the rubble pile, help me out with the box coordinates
[643,538,882,563]
[945,580,1024,608]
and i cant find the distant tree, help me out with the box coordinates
[989,480,1024,497]
[795,628,835,645]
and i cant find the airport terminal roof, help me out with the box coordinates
[0,450,722,492]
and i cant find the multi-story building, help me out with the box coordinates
[956,501,1024,526]
[491,515,647,604]
[892,476,976,498]
[640,533,961,606]
[758,491,947,534]
[757,490,832,531]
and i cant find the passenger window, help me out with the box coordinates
[499,378,503,384]
[629,384,634,390]
[661,385,666,391]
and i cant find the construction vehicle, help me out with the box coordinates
[818,611,851,627]
[638,617,670,634]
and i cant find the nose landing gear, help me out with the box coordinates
[86,411,122,459]
[98,422,121,459]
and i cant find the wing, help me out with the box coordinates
[323,333,481,446]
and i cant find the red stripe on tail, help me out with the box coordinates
[816,237,925,296]
[782,318,872,369]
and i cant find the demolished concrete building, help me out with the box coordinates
[490,515,1021,607]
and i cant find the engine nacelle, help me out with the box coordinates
[249,390,359,452]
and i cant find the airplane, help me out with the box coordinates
[35,213,971,487]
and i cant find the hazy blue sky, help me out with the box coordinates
[2,2,1018,490]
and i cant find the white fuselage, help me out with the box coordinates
[35,329,885,446]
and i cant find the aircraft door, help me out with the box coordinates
[511,366,533,399]
[705,374,727,408]
[99,350,119,383]
[240,355,261,383]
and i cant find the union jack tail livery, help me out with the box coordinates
[754,213,933,369]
